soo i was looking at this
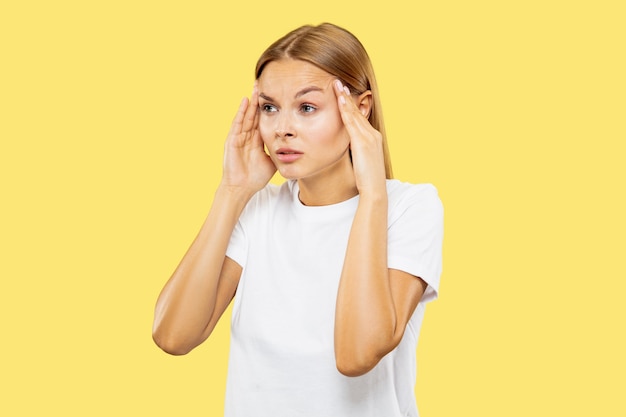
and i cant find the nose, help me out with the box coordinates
[274,112,295,139]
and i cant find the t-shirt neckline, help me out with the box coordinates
[288,180,360,220]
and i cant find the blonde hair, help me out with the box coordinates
[255,23,393,179]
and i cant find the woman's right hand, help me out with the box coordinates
[221,84,276,194]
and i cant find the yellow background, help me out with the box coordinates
[1,1,624,416]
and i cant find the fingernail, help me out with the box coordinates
[335,79,343,90]
[344,86,350,95]
[339,95,346,105]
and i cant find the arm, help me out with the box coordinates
[152,85,276,355]
[152,186,250,355]
[334,193,427,376]
[332,80,427,376]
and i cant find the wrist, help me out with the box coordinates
[357,184,387,204]
[357,193,388,215]
[215,182,257,206]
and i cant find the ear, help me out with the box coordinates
[356,90,373,118]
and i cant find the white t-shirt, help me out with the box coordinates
[224,179,443,417]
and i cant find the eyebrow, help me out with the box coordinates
[295,86,324,98]
[259,86,324,102]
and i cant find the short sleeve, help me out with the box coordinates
[387,183,444,303]
[225,189,261,270]
[224,183,280,269]
[226,217,247,269]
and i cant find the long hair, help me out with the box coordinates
[255,23,393,179]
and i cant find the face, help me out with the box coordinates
[257,59,351,182]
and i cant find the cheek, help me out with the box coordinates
[307,108,343,135]
[315,115,348,146]
[259,118,273,145]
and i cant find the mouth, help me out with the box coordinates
[275,148,303,163]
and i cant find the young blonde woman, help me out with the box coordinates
[153,23,443,417]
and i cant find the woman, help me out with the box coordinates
[153,23,443,417]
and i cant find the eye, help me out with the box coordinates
[261,104,278,113]
[300,104,316,113]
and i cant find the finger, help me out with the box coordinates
[334,80,367,121]
[253,99,260,130]
[334,80,373,138]
[228,97,248,136]
[248,113,263,147]
[251,88,262,146]
[241,84,259,133]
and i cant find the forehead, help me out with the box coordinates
[258,59,334,92]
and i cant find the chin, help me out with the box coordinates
[275,164,306,181]
[277,169,302,181]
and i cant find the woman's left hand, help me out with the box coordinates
[333,80,387,198]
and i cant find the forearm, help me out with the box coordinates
[152,184,253,354]
[335,191,397,375]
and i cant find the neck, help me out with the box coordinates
[297,155,358,206]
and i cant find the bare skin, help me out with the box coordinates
[330,78,427,376]
[152,59,427,376]
[152,90,274,355]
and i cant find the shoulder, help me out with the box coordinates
[247,181,291,204]
[239,181,293,219]
[385,180,444,302]
[386,179,443,219]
